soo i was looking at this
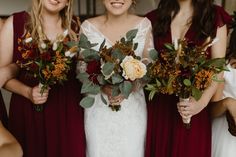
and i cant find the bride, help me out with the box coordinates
[79,0,153,156]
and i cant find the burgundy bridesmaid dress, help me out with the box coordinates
[145,5,232,157]
[8,11,86,157]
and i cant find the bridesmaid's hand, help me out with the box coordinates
[28,85,49,105]
[177,97,206,118]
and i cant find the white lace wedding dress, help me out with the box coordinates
[80,18,153,157]
[212,64,236,157]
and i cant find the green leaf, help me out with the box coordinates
[101,94,108,105]
[112,86,120,97]
[81,49,100,61]
[112,74,124,84]
[126,29,138,41]
[133,43,138,50]
[76,72,89,83]
[97,74,106,85]
[183,79,191,87]
[102,62,115,76]
[81,82,100,94]
[78,33,98,49]
[99,39,106,51]
[119,81,132,98]
[149,90,157,101]
[112,48,125,61]
[164,43,175,51]
[80,96,95,108]
[192,87,202,101]
[149,49,158,61]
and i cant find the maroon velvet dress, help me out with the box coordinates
[8,11,86,157]
[0,91,8,127]
[145,5,232,157]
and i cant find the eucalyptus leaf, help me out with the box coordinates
[112,86,120,97]
[112,48,125,61]
[133,43,138,50]
[80,96,95,108]
[126,29,138,41]
[119,81,132,98]
[112,74,124,84]
[76,72,89,83]
[149,49,158,61]
[81,49,100,61]
[97,74,106,85]
[101,94,108,105]
[78,34,90,49]
[102,62,115,76]
[99,39,106,51]
[81,82,100,95]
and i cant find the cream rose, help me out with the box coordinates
[120,56,147,81]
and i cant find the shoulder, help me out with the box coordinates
[213,4,232,28]
[1,16,13,33]
[81,15,106,28]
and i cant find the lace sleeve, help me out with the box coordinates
[142,18,154,61]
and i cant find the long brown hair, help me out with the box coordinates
[26,0,79,41]
[153,0,215,40]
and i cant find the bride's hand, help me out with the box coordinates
[108,94,125,106]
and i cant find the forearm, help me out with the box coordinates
[210,99,227,118]
[197,80,219,110]
[0,143,23,157]
[4,79,31,99]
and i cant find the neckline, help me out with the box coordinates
[170,23,192,42]
[84,17,147,45]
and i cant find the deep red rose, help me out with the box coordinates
[86,60,101,75]
[86,60,101,84]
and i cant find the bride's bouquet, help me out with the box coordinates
[17,30,78,112]
[146,38,227,126]
[77,29,147,111]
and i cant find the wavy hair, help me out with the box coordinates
[26,0,79,41]
[153,0,215,40]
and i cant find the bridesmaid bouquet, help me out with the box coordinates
[77,29,147,111]
[146,38,227,126]
[17,30,78,112]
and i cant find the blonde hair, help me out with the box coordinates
[27,0,79,41]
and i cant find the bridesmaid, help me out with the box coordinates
[0,0,86,157]
[145,0,231,156]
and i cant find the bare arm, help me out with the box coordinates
[0,121,23,157]
[179,25,227,117]
[0,64,18,88]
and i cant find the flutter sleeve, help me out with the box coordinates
[214,5,232,29]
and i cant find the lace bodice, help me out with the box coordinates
[80,17,153,58]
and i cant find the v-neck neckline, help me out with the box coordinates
[169,23,192,42]
[84,18,147,45]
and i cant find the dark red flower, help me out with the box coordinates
[86,60,101,84]
[86,60,101,75]
[40,52,51,61]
